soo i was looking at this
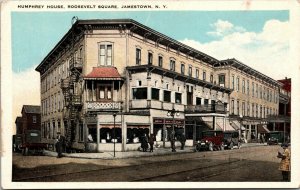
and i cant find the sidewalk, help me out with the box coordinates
[44,143,267,160]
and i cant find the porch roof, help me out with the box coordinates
[84,67,123,80]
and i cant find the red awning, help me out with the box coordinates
[84,67,123,80]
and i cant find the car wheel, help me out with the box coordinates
[229,142,234,150]
[238,142,241,149]
[208,142,214,151]
[220,143,225,151]
[194,145,199,152]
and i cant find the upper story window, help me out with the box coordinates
[181,64,185,75]
[252,82,255,97]
[148,51,153,65]
[196,69,199,79]
[236,77,240,92]
[231,75,235,90]
[247,80,250,95]
[33,115,37,123]
[256,84,258,98]
[136,48,141,65]
[210,74,213,83]
[189,66,192,77]
[170,59,176,71]
[203,71,206,81]
[132,87,147,100]
[98,84,112,100]
[158,55,163,67]
[219,74,225,87]
[242,79,245,93]
[99,43,112,66]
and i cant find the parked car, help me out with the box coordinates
[20,130,48,156]
[194,130,224,151]
[223,131,241,149]
[266,131,289,145]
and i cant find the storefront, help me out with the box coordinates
[153,117,185,148]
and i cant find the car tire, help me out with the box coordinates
[208,142,214,151]
[220,143,225,151]
[229,142,234,150]
[237,142,241,149]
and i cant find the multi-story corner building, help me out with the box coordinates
[35,19,282,152]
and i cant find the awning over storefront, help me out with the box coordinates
[257,124,270,133]
[84,67,123,80]
[126,123,151,128]
[100,124,121,129]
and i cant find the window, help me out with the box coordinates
[136,48,141,65]
[242,79,245,93]
[33,116,37,123]
[175,92,182,104]
[252,103,255,117]
[247,80,249,95]
[158,56,163,67]
[170,59,175,71]
[256,84,258,98]
[196,69,199,79]
[232,75,235,90]
[99,44,112,66]
[148,52,153,65]
[196,97,201,105]
[219,74,225,87]
[247,102,250,116]
[231,99,235,115]
[163,90,171,102]
[203,71,206,81]
[210,74,213,83]
[189,66,192,77]
[181,64,185,75]
[132,88,147,99]
[151,88,160,100]
[242,102,245,116]
[256,104,258,117]
[252,82,254,97]
[236,77,240,92]
[204,99,209,105]
[97,85,112,100]
[260,85,262,99]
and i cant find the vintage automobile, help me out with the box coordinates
[266,131,289,145]
[223,131,241,149]
[194,130,224,151]
[20,130,48,156]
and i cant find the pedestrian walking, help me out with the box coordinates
[149,134,155,152]
[179,134,186,150]
[277,143,290,181]
[170,132,176,152]
[141,133,148,152]
[55,132,63,158]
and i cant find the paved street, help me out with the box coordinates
[12,144,285,182]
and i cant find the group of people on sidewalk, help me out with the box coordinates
[140,132,186,153]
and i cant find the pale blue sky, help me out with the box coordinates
[12,11,288,72]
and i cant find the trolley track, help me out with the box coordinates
[13,146,274,182]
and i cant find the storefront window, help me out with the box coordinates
[127,127,149,143]
[132,88,147,99]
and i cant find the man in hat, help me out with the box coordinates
[277,143,290,181]
[55,132,63,158]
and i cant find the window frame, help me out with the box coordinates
[98,43,113,66]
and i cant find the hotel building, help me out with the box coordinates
[35,19,282,152]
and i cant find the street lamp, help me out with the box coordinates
[167,108,180,152]
[113,112,117,157]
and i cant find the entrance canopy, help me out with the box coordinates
[84,67,123,80]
